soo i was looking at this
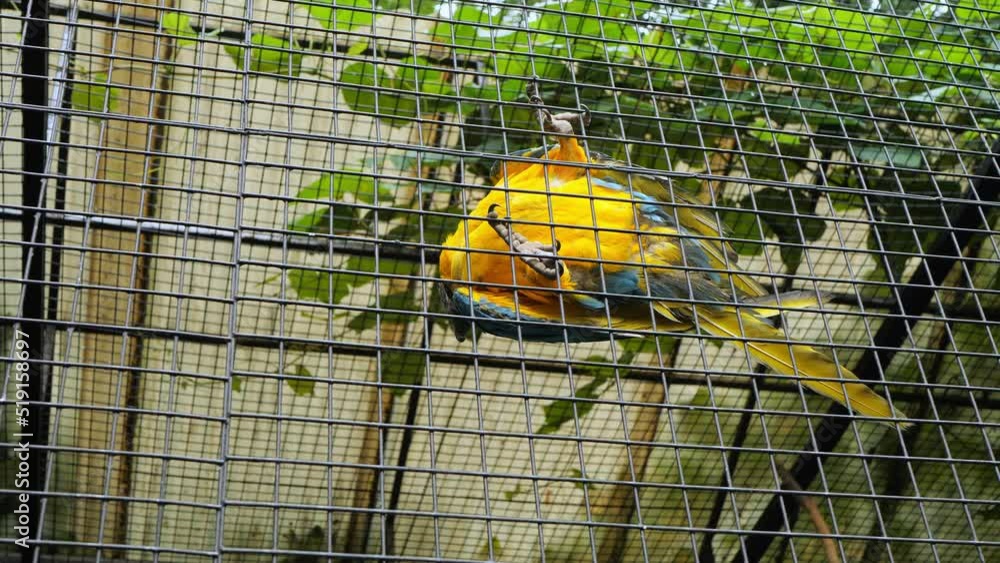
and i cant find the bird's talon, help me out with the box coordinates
[486,207,564,281]
[524,82,588,136]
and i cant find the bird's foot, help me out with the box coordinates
[526,79,590,136]
[487,204,564,280]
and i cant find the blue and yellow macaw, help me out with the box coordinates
[438,84,908,426]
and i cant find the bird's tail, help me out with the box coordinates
[740,290,822,318]
[691,308,910,427]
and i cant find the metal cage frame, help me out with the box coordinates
[3,0,999,562]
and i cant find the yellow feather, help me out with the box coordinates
[742,290,823,318]
[690,308,910,427]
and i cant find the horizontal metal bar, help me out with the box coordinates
[2,208,997,322]
[2,319,995,415]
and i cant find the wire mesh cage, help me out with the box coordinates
[2,0,999,561]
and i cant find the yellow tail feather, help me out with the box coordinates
[741,290,824,318]
[692,309,910,427]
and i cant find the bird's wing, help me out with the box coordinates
[444,285,662,343]
[586,155,768,298]
[740,290,824,317]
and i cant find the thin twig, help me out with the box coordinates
[775,464,842,563]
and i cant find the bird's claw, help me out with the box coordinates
[525,80,589,136]
[487,204,564,280]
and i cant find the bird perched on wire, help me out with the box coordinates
[438,82,908,426]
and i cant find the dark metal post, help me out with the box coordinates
[738,141,1000,562]
[19,0,50,561]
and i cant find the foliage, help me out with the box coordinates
[286,365,316,397]
[340,57,457,126]
[223,34,303,76]
[479,535,504,559]
[160,11,198,47]
[368,349,427,395]
[71,73,119,116]
[538,336,674,434]
[280,524,327,563]
[303,0,376,31]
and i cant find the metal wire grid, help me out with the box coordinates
[1,0,999,561]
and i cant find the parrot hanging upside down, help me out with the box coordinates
[438,83,909,427]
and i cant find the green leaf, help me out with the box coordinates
[721,185,828,268]
[825,168,866,212]
[719,203,766,256]
[431,3,490,48]
[746,117,802,147]
[288,264,362,304]
[863,174,963,287]
[854,144,924,169]
[618,335,676,364]
[739,133,810,181]
[502,484,526,501]
[286,365,316,396]
[460,76,526,104]
[576,354,619,381]
[223,34,302,76]
[346,291,415,332]
[749,188,827,272]
[385,151,460,172]
[396,57,457,114]
[161,11,197,47]
[293,172,393,205]
[541,0,641,51]
[288,171,393,235]
[757,189,827,242]
[232,376,244,392]
[688,387,713,407]
[292,174,337,202]
[339,60,415,127]
[289,268,338,303]
[381,350,426,394]
[637,28,697,89]
[282,525,327,553]
[953,0,1000,26]
[479,535,504,560]
[304,0,375,30]
[386,206,464,245]
[288,206,361,234]
[345,254,420,277]
[288,253,419,305]
[71,73,119,115]
[347,39,369,56]
[378,0,439,15]
[779,245,805,275]
[980,495,1000,521]
[566,467,592,490]
[618,338,650,363]
[538,377,610,435]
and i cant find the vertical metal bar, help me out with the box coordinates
[738,140,1000,563]
[46,60,72,323]
[19,0,49,561]
[383,106,450,556]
